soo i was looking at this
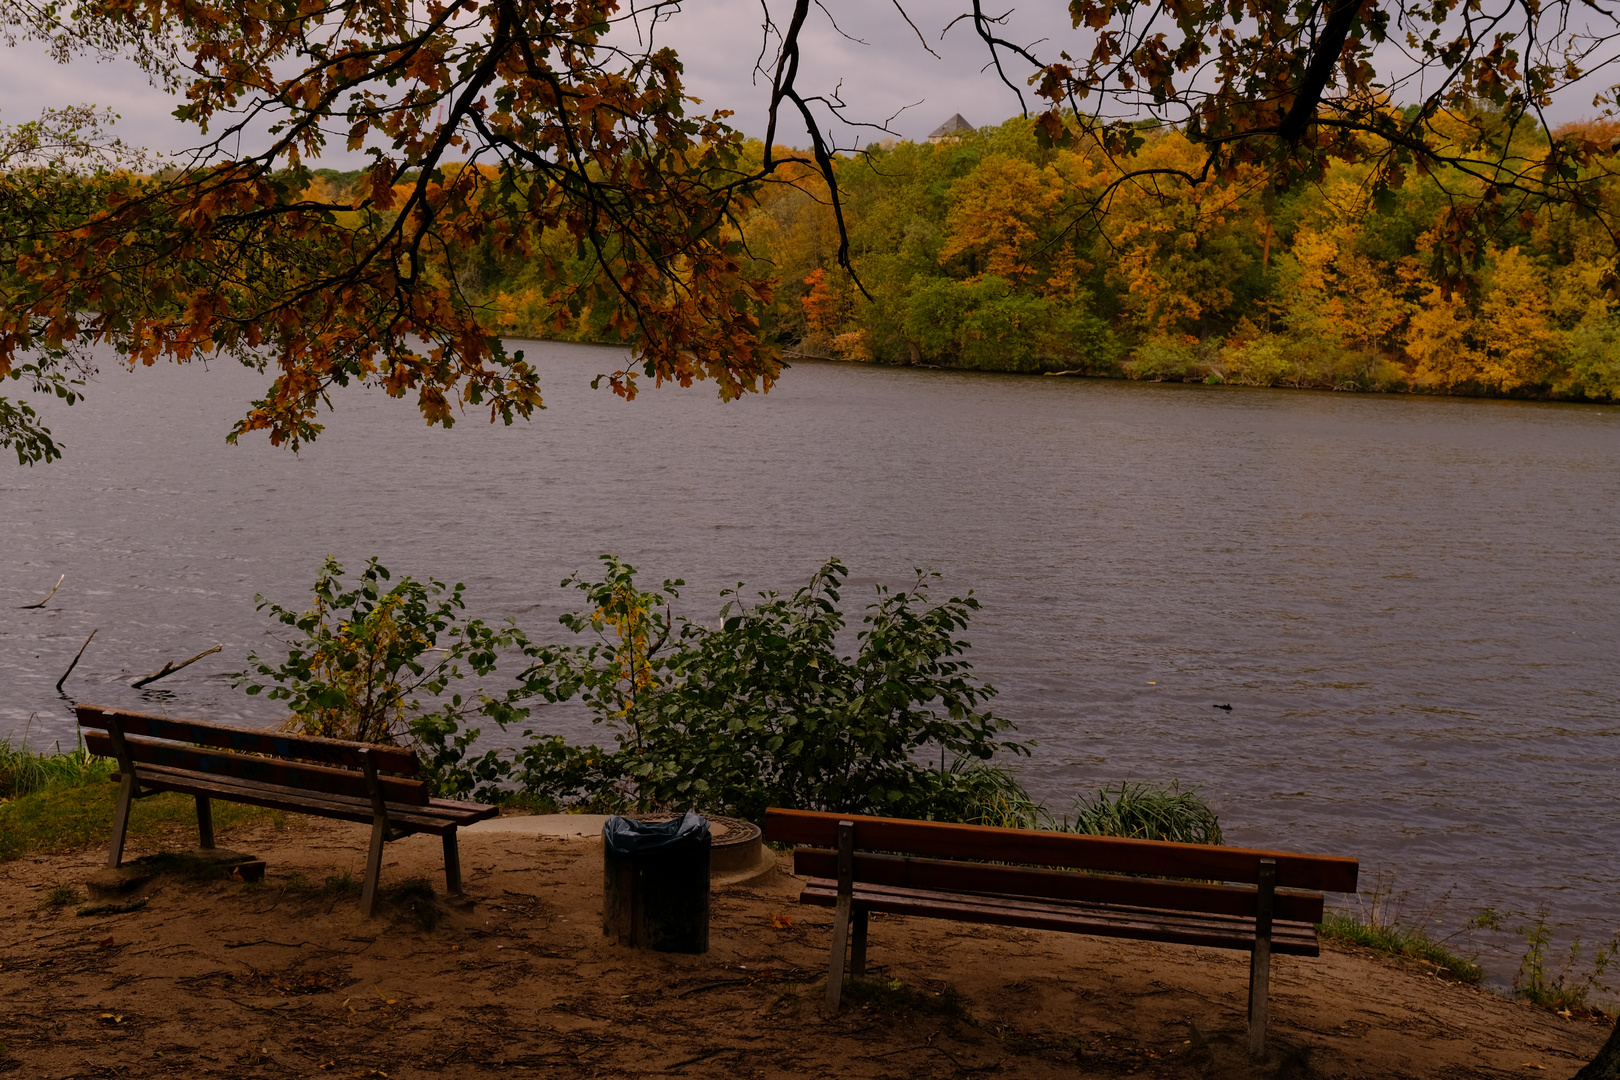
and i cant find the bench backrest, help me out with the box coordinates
[764,807,1359,916]
[77,704,430,806]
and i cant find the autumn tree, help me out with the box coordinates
[0,0,863,464]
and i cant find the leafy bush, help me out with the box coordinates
[517,557,1027,821]
[236,556,532,798]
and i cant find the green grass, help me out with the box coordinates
[1317,911,1483,984]
[0,738,115,799]
[39,883,82,909]
[0,740,288,862]
[1060,781,1225,845]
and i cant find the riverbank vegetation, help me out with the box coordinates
[0,737,282,861]
[291,108,1620,405]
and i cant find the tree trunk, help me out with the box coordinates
[1574,1021,1620,1079]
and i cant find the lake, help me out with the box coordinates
[3,342,1617,982]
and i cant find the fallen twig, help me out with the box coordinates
[21,574,64,609]
[228,998,306,1013]
[665,1047,738,1070]
[56,628,98,692]
[224,939,305,949]
[132,644,222,688]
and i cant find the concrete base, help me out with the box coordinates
[462,814,612,839]
[464,815,777,886]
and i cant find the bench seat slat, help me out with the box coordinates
[800,880,1321,957]
[77,704,419,775]
[114,763,496,834]
[83,731,430,806]
[765,808,1358,893]
[794,848,1326,924]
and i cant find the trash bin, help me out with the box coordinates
[601,811,711,954]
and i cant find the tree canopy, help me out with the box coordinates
[2,0,1619,463]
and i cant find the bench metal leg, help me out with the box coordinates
[1248,858,1277,1059]
[107,774,136,868]
[195,795,215,849]
[850,908,869,978]
[360,817,388,918]
[824,820,856,1012]
[442,829,463,895]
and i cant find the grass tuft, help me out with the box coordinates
[39,883,83,909]
[1060,782,1224,845]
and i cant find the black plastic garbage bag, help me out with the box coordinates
[602,812,711,953]
[602,810,711,856]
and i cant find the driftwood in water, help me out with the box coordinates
[21,574,64,609]
[132,644,222,689]
[56,628,99,692]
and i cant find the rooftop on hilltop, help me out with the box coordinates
[927,113,975,142]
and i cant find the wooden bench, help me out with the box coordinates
[762,807,1358,1057]
[77,704,497,916]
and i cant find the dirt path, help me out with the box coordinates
[0,816,1607,1078]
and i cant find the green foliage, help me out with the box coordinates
[1061,782,1225,844]
[0,737,114,798]
[1515,907,1619,1014]
[0,782,284,863]
[1317,912,1484,984]
[1315,870,1483,984]
[516,557,1026,822]
[236,556,532,798]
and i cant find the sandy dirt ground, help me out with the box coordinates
[0,814,1609,1079]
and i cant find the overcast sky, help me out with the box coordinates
[0,1,1610,167]
[0,2,1082,167]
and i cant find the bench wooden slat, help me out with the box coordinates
[807,877,1320,940]
[83,730,430,806]
[76,705,420,775]
[793,848,1326,924]
[765,808,1358,893]
[799,880,1322,957]
[116,762,496,834]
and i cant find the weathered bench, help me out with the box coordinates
[762,807,1358,1056]
[77,704,497,915]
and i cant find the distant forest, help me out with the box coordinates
[313,111,1620,402]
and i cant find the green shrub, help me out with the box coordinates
[236,556,534,799]
[515,557,1027,822]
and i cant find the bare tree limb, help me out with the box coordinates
[56,626,97,692]
[132,644,223,689]
[20,573,64,609]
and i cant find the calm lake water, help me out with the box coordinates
[3,342,1617,981]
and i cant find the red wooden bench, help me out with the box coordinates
[77,704,496,915]
[763,807,1359,1057]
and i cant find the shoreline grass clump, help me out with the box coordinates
[1317,910,1483,984]
[1316,871,1483,984]
[1060,782,1224,845]
[0,737,114,800]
